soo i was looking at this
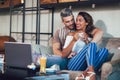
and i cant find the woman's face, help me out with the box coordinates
[76,15,88,31]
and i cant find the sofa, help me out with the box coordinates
[1,37,119,80]
[34,37,120,80]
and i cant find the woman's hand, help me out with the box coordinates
[79,32,89,44]
[73,32,79,41]
[73,31,89,44]
[68,52,77,58]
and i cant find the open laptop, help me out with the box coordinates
[4,42,40,78]
[4,42,33,69]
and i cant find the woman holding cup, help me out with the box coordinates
[62,12,108,80]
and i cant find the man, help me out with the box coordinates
[32,8,75,70]
[52,8,76,58]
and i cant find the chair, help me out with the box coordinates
[0,36,16,73]
[0,36,16,55]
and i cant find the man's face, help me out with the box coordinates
[62,15,75,30]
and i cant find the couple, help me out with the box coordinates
[52,8,108,80]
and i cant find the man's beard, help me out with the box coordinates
[68,24,76,30]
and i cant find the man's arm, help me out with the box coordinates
[52,29,64,57]
[52,42,62,56]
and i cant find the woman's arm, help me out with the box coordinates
[62,39,76,57]
[91,28,103,43]
[61,32,77,58]
[53,32,76,58]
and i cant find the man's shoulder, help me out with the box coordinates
[55,27,68,33]
[58,27,66,30]
[58,27,76,32]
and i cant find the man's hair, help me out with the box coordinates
[60,8,73,18]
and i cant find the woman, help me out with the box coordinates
[63,12,108,80]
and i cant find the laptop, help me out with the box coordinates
[4,42,33,69]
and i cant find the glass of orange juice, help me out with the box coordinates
[40,56,47,74]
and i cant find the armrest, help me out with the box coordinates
[101,62,112,80]
[101,58,120,80]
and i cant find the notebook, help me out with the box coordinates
[4,42,33,69]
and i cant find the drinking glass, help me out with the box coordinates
[40,56,47,74]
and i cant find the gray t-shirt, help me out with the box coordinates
[53,27,75,50]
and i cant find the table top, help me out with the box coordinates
[25,72,69,80]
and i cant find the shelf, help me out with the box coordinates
[0,3,23,12]
[9,0,54,44]
[0,7,9,12]
[40,0,120,8]
[0,0,23,8]
[11,32,53,35]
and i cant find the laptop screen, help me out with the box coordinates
[4,42,33,69]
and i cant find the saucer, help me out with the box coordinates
[46,68,56,73]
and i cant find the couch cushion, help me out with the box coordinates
[110,49,120,61]
[98,38,120,62]
[105,38,120,62]
[105,38,120,50]
[32,44,53,56]
[98,38,120,50]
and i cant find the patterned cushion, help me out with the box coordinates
[32,44,53,56]
[98,38,120,62]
